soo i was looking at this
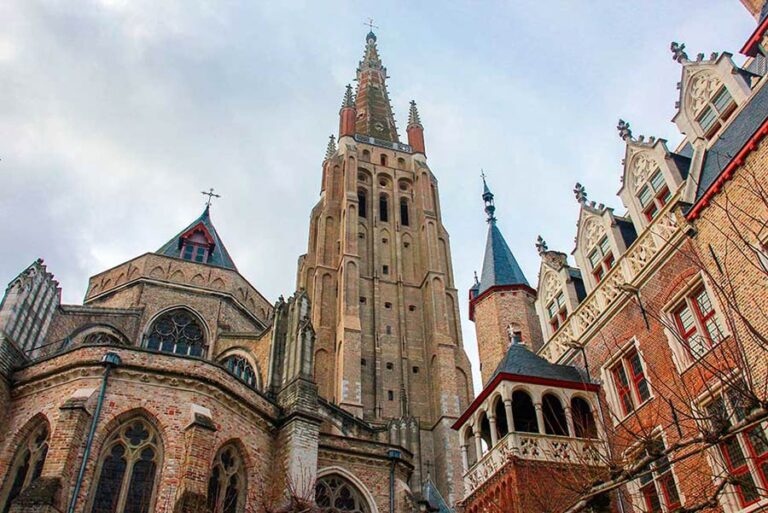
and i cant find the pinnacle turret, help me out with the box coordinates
[325,135,337,160]
[342,84,355,109]
[408,100,422,127]
[481,172,496,223]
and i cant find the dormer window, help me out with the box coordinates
[179,229,213,264]
[638,170,671,221]
[546,291,567,333]
[588,236,614,283]
[697,87,735,138]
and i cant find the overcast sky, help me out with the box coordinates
[0,0,756,391]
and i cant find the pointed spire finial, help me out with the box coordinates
[617,119,633,141]
[573,182,588,204]
[325,135,337,160]
[364,18,378,42]
[408,100,422,127]
[473,271,480,287]
[342,84,355,108]
[670,42,689,63]
[536,235,548,255]
[481,171,496,223]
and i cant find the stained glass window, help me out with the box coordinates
[145,309,206,357]
[90,419,160,513]
[223,356,257,389]
[207,445,246,513]
[315,475,370,513]
[0,422,49,513]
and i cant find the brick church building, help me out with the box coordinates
[0,31,471,513]
[454,2,768,512]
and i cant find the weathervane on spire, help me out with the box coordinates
[364,18,379,31]
[201,188,221,207]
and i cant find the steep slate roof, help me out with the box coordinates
[486,342,586,387]
[420,478,452,513]
[694,80,768,204]
[156,206,238,271]
[477,222,530,295]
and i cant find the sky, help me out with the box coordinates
[0,0,757,392]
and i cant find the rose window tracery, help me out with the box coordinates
[145,309,205,357]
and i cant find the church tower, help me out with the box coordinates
[297,31,473,503]
[468,177,543,385]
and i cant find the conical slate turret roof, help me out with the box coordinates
[476,178,529,295]
[156,206,238,271]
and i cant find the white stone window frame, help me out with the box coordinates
[622,427,685,513]
[600,337,655,426]
[662,273,731,374]
[693,377,768,513]
[586,234,615,285]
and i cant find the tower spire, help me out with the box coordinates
[355,31,400,142]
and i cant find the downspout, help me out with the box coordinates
[387,449,401,513]
[67,352,122,513]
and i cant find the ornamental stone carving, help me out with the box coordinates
[686,71,723,115]
[582,217,605,251]
[542,272,560,302]
[630,152,660,192]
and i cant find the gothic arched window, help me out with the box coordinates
[223,356,257,389]
[315,475,371,513]
[89,418,161,513]
[0,421,49,513]
[358,190,367,219]
[207,445,246,513]
[512,390,538,433]
[571,397,597,439]
[379,195,389,223]
[399,198,409,226]
[145,309,206,357]
[83,332,122,346]
[542,394,569,436]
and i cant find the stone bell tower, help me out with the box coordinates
[297,30,474,504]
[468,177,543,385]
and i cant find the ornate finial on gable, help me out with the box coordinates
[342,84,355,108]
[670,42,689,63]
[536,235,548,255]
[480,171,496,223]
[573,182,588,204]
[408,100,421,127]
[325,135,337,160]
[617,119,633,141]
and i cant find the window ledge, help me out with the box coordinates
[615,396,654,426]
[677,335,732,375]
[736,498,768,513]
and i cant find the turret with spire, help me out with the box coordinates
[469,174,544,384]
[354,31,400,142]
[407,100,426,154]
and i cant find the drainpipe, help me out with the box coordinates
[67,352,122,513]
[387,449,401,513]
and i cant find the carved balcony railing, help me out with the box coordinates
[353,134,413,153]
[463,432,609,497]
[539,193,685,363]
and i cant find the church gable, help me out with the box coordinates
[156,206,238,271]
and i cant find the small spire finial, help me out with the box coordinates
[574,182,588,204]
[670,42,689,63]
[536,235,548,255]
[481,170,496,223]
[201,188,221,208]
[364,18,378,42]
[617,119,633,141]
[408,100,421,127]
[342,84,355,108]
[473,271,480,288]
[325,135,337,160]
